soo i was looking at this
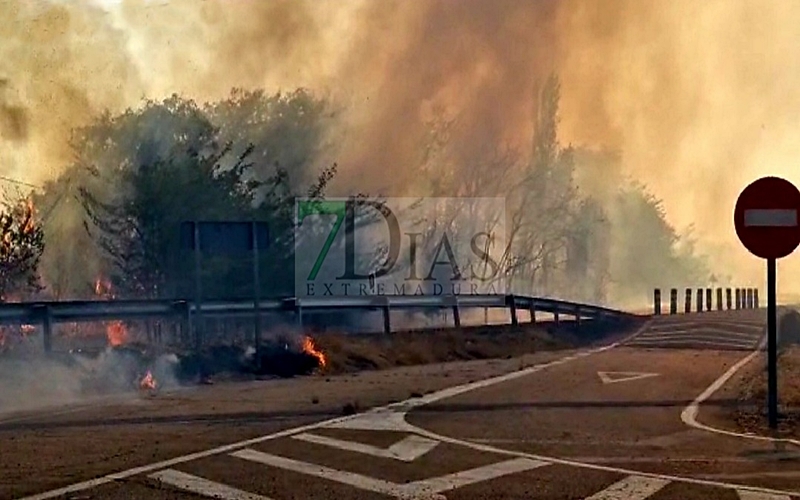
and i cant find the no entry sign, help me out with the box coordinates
[733,175,800,430]
[734,176,800,259]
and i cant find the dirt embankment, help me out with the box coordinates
[316,319,633,375]
[721,308,800,437]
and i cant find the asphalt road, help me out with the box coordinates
[7,308,795,500]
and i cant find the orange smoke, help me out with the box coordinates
[301,336,326,368]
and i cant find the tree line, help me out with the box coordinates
[0,77,713,306]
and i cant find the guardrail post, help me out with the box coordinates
[705,288,712,312]
[297,304,304,330]
[716,288,723,311]
[382,306,391,334]
[670,289,677,314]
[726,288,732,310]
[696,288,703,313]
[174,301,191,346]
[653,289,661,315]
[735,288,741,309]
[685,288,692,313]
[529,301,536,324]
[35,305,52,354]
[755,288,760,308]
[507,295,518,326]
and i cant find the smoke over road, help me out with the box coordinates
[2,0,800,284]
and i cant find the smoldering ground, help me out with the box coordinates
[0,330,326,415]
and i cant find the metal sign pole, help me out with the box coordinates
[767,257,778,429]
[193,221,203,352]
[252,221,262,372]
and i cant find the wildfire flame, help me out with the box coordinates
[22,198,35,235]
[94,277,129,346]
[301,336,326,368]
[139,370,157,391]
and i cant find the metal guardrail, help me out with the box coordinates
[0,294,640,352]
[0,294,638,324]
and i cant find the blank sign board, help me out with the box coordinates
[180,221,270,254]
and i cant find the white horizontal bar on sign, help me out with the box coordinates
[744,209,798,227]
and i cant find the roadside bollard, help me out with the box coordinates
[706,288,713,312]
[654,288,662,315]
[716,288,723,311]
[735,288,741,309]
[685,288,692,313]
[670,288,678,314]
[696,288,703,313]
[726,288,732,310]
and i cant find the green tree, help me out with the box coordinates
[70,91,337,300]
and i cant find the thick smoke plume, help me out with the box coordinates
[3,0,800,287]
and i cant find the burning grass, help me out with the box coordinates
[0,317,637,415]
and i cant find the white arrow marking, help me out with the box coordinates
[744,209,798,227]
[293,432,440,462]
[597,371,660,384]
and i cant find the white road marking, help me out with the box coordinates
[405,422,800,497]
[232,448,545,499]
[744,208,798,227]
[21,318,800,500]
[292,432,440,461]
[149,469,274,500]
[399,457,550,496]
[635,329,762,339]
[230,448,423,498]
[678,334,800,446]
[583,475,670,499]
[737,491,792,500]
[646,321,765,332]
[597,371,659,384]
[628,338,758,349]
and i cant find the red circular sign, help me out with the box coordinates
[734,176,800,259]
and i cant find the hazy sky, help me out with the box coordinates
[3,0,800,291]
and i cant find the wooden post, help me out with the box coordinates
[726,288,733,310]
[705,288,713,312]
[653,288,662,315]
[716,288,723,311]
[685,288,692,313]
[755,288,760,308]
[696,288,703,313]
[735,288,742,309]
[670,288,678,315]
